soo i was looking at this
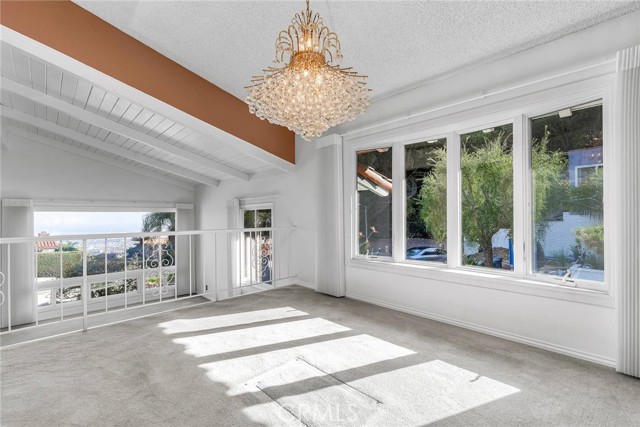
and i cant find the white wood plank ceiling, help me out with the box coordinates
[0,41,280,188]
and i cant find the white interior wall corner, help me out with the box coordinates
[314,134,345,297]
[194,139,320,295]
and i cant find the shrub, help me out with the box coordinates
[37,251,83,278]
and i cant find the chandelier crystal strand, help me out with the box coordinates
[246,0,370,140]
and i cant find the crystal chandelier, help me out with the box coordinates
[246,0,370,140]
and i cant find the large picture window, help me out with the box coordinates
[356,147,393,257]
[348,88,608,294]
[530,102,604,284]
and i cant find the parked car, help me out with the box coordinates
[406,246,447,262]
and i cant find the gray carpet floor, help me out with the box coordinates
[1,285,639,426]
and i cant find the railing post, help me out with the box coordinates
[202,235,206,296]
[82,239,88,332]
[142,237,146,306]
[124,237,128,309]
[271,229,276,287]
[34,243,39,326]
[213,233,218,301]
[7,245,12,331]
[189,234,193,296]
[59,240,64,320]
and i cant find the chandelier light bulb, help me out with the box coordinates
[246,0,371,140]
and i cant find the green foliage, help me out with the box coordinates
[421,131,515,265]
[567,168,603,219]
[419,147,448,243]
[142,212,176,252]
[574,225,604,255]
[358,226,378,255]
[531,106,603,152]
[548,250,571,267]
[531,130,568,237]
[419,130,565,266]
[583,252,604,270]
[58,242,79,252]
[37,251,146,278]
[142,212,175,232]
[90,279,137,298]
[37,251,83,278]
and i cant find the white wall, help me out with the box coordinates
[346,268,615,364]
[0,132,195,204]
[195,138,319,293]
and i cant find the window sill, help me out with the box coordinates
[347,258,614,308]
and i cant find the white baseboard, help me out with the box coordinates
[346,292,616,368]
[292,280,315,290]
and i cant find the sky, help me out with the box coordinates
[34,211,154,236]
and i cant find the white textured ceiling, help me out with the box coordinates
[74,1,640,101]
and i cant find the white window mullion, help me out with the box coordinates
[446,132,461,269]
[345,148,357,260]
[392,142,405,262]
[513,115,527,278]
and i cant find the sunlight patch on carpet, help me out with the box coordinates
[245,358,380,427]
[243,359,519,427]
[199,334,415,396]
[173,318,350,357]
[158,307,308,335]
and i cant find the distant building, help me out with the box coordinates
[568,147,603,187]
[35,232,59,253]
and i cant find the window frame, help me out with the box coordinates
[345,71,614,300]
[238,202,274,286]
[402,136,449,267]
[575,164,603,186]
[523,98,609,292]
[455,120,516,276]
[353,144,395,261]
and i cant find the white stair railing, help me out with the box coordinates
[0,226,296,334]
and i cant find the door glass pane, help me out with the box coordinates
[241,208,272,285]
[256,209,272,228]
[531,102,604,283]
[243,210,256,228]
[406,139,447,263]
[460,124,514,270]
[356,147,393,256]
